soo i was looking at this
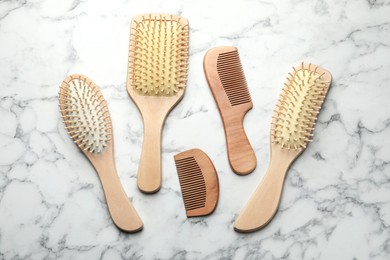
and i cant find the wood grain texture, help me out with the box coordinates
[127,14,189,193]
[234,144,301,232]
[174,149,219,217]
[59,75,143,233]
[86,144,144,233]
[234,64,332,232]
[203,46,256,175]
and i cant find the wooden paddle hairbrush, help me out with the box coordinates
[127,14,189,193]
[174,149,219,217]
[204,46,256,175]
[59,74,143,232]
[234,63,332,232]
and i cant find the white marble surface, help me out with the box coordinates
[1,0,390,259]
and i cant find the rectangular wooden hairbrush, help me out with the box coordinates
[174,149,219,217]
[59,74,143,232]
[204,46,256,175]
[127,14,189,193]
[234,63,332,232]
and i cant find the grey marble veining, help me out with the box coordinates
[0,0,390,259]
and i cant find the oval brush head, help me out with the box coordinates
[271,63,332,150]
[129,14,189,96]
[59,74,112,154]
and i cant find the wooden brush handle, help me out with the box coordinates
[234,154,294,232]
[94,157,143,232]
[137,114,165,193]
[224,113,256,175]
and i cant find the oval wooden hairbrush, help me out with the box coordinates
[234,63,332,232]
[204,46,256,175]
[59,74,143,232]
[127,14,189,193]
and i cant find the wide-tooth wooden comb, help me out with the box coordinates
[127,14,189,193]
[174,149,219,217]
[234,63,332,232]
[59,74,143,232]
[203,46,256,175]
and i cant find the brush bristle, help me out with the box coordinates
[129,14,189,96]
[175,156,206,211]
[271,63,330,150]
[216,50,251,106]
[59,75,111,154]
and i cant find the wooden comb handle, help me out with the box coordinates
[224,110,257,175]
[93,156,143,232]
[234,147,298,232]
[137,112,165,193]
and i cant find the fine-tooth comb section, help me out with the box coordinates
[59,75,112,154]
[175,157,206,211]
[129,14,189,96]
[271,63,331,150]
[216,50,252,106]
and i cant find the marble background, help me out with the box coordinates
[1,0,390,259]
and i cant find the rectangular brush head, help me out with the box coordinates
[128,14,189,97]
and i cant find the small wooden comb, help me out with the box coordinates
[204,46,256,175]
[174,149,219,217]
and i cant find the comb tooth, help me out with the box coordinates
[182,196,206,204]
[176,171,198,179]
[185,200,206,210]
[179,183,205,192]
[182,193,206,202]
[177,172,205,181]
[176,163,202,171]
[183,196,207,206]
[181,187,207,196]
[184,199,207,207]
